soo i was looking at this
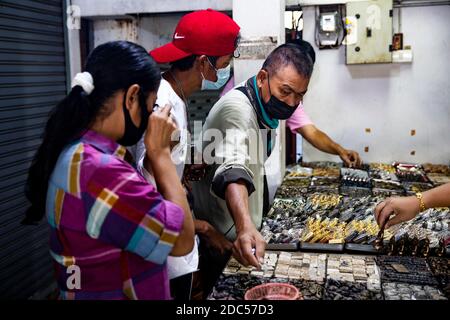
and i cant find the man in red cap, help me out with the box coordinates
[134,9,240,300]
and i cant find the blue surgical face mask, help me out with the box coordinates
[201,59,231,90]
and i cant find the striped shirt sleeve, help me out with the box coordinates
[83,158,184,265]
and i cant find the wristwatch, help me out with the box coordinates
[415,192,426,212]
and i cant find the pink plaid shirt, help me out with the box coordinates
[46,130,184,300]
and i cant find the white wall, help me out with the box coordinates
[93,19,138,47]
[73,0,232,17]
[92,15,183,50]
[233,0,287,202]
[300,5,450,164]
[138,15,183,50]
[233,0,286,84]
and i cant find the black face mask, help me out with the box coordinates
[117,91,149,146]
[262,75,297,120]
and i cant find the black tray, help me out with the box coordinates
[299,242,344,252]
[376,256,439,286]
[339,186,372,197]
[372,188,405,197]
[345,243,380,254]
[266,242,299,251]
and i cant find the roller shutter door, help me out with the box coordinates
[0,0,67,299]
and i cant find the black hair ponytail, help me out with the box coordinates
[23,41,161,224]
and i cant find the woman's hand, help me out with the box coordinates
[144,104,177,158]
[374,196,420,229]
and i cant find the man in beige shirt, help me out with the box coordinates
[192,44,314,275]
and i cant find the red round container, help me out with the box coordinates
[244,283,301,300]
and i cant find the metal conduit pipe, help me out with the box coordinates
[286,0,449,10]
[394,0,450,7]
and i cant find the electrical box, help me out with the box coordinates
[315,5,344,49]
[345,0,393,64]
[317,11,342,47]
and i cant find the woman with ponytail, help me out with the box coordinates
[24,41,194,300]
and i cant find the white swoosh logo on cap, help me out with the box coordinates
[174,33,185,39]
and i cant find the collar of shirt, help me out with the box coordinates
[235,80,276,158]
[80,130,129,161]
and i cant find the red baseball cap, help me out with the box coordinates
[150,9,240,63]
